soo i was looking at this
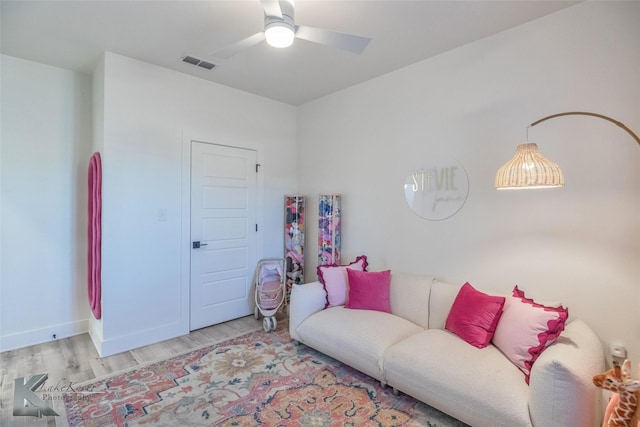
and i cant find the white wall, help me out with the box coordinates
[0,52,297,355]
[298,1,640,364]
[94,52,297,356]
[0,55,92,351]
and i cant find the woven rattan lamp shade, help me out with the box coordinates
[495,143,564,190]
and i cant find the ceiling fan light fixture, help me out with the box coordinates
[265,21,295,48]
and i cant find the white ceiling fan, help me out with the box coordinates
[212,0,372,58]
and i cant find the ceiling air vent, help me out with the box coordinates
[181,55,216,70]
[197,60,215,70]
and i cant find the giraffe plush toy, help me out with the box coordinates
[593,359,640,427]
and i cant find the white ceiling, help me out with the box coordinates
[1,0,578,106]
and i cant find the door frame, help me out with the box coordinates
[180,132,264,331]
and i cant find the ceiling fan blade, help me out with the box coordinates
[295,25,372,54]
[260,0,282,18]
[212,32,266,59]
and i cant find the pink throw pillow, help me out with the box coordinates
[345,269,391,313]
[317,255,368,308]
[492,286,569,384]
[445,282,505,349]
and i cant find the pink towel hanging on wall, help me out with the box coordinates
[88,152,102,319]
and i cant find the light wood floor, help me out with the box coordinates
[0,315,263,427]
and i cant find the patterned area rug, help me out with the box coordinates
[64,323,467,426]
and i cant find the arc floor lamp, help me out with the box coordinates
[495,112,640,190]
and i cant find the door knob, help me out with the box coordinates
[192,241,208,249]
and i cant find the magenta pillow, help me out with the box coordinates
[317,255,368,308]
[492,286,569,384]
[345,269,391,313]
[444,282,505,349]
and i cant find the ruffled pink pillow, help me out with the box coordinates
[492,286,568,384]
[345,269,392,313]
[445,282,505,349]
[317,255,368,308]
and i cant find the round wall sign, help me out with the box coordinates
[403,156,469,221]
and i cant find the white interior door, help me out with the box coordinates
[190,141,257,330]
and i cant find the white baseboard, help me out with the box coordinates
[1,319,189,358]
[95,320,188,357]
[0,319,89,353]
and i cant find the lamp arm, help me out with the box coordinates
[529,112,640,146]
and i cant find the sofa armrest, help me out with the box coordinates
[289,281,327,342]
[529,319,605,427]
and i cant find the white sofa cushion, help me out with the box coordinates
[389,272,435,329]
[428,280,462,329]
[296,305,423,381]
[384,329,532,427]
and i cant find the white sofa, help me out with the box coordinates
[289,272,605,427]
